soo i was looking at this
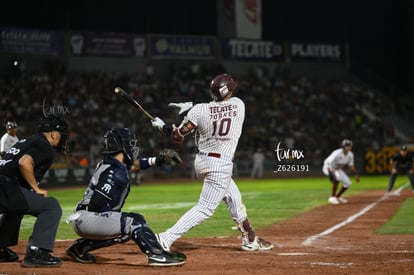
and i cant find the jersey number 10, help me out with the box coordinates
[212,118,231,136]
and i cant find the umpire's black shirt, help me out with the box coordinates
[392,152,414,170]
[0,133,54,189]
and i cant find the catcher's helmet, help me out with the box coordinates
[210,73,238,101]
[38,115,70,155]
[103,128,139,166]
[341,139,352,147]
[5,121,17,129]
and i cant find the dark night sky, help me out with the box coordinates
[1,0,412,93]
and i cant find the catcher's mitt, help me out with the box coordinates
[156,149,182,166]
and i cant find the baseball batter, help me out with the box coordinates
[66,128,186,266]
[151,73,273,252]
[323,139,360,204]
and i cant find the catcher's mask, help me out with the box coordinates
[38,115,70,155]
[103,128,139,167]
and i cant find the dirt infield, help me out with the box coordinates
[1,189,413,274]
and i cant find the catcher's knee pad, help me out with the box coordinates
[131,226,164,256]
[122,212,146,226]
[121,212,147,234]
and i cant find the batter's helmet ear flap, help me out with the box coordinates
[210,73,238,101]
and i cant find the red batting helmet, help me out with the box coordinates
[210,73,238,101]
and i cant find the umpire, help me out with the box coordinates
[0,115,69,267]
[387,145,414,192]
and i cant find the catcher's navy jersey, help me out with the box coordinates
[0,133,54,189]
[76,155,130,212]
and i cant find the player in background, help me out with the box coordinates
[66,128,186,267]
[0,115,69,267]
[151,73,274,252]
[0,121,19,158]
[250,148,266,178]
[387,145,414,193]
[322,139,360,205]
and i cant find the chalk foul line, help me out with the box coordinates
[302,183,409,246]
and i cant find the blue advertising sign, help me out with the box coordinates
[70,32,146,57]
[0,27,64,55]
[289,42,344,62]
[149,34,216,59]
[221,38,284,61]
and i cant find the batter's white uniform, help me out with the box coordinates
[0,133,19,154]
[322,148,355,188]
[159,96,246,248]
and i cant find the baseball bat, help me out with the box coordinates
[114,87,155,120]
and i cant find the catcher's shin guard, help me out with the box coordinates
[132,226,164,256]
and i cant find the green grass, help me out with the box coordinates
[375,198,414,234]
[13,175,413,240]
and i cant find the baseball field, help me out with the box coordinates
[2,175,414,274]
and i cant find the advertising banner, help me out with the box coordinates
[217,0,262,39]
[0,27,64,55]
[149,34,216,59]
[235,0,262,39]
[70,32,146,57]
[221,38,283,61]
[289,42,344,62]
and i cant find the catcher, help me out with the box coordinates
[66,128,186,267]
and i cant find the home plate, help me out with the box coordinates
[278,252,310,256]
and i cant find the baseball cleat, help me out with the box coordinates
[241,236,274,251]
[66,243,96,263]
[328,196,340,205]
[155,233,170,252]
[21,246,62,267]
[0,247,19,262]
[337,197,348,203]
[148,251,186,267]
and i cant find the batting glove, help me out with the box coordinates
[151,117,166,131]
[168,102,193,115]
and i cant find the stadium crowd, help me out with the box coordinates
[0,60,402,177]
